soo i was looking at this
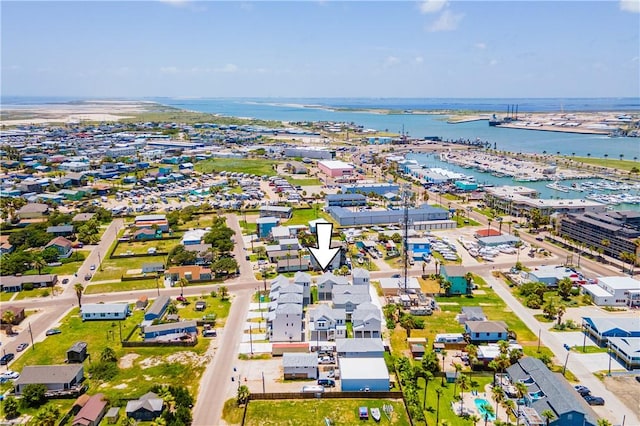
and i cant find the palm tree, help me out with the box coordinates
[556,304,566,326]
[458,374,471,414]
[435,387,444,425]
[440,350,447,385]
[100,347,117,363]
[399,314,417,338]
[219,285,229,300]
[178,277,188,297]
[32,405,60,426]
[469,414,481,426]
[514,381,528,425]
[166,301,178,315]
[31,255,48,275]
[2,310,15,335]
[541,409,555,426]
[482,403,495,426]
[503,399,516,421]
[597,419,612,426]
[237,384,250,406]
[452,363,463,395]
[620,251,636,275]
[492,385,505,420]
[74,283,84,308]
[600,239,610,257]
[422,371,434,409]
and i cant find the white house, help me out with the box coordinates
[332,285,371,317]
[351,302,382,338]
[294,271,312,305]
[308,304,346,342]
[352,268,370,286]
[581,276,640,307]
[269,303,303,342]
[336,338,385,358]
[282,353,318,379]
[339,357,389,392]
[81,303,130,321]
[317,271,348,301]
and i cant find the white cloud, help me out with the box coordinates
[420,0,447,14]
[475,42,487,50]
[216,63,238,73]
[160,66,179,74]
[620,0,640,13]
[384,56,400,67]
[428,10,463,32]
[414,56,424,64]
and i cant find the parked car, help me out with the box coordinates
[176,296,188,303]
[317,378,335,387]
[90,264,96,271]
[46,328,62,336]
[584,395,605,406]
[0,371,19,380]
[0,353,15,365]
[16,343,28,352]
[62,278,69,284]
[574,385,590,396]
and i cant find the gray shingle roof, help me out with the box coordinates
[282,353,317,368]
[147,296,170,317]
[336,338,384,353]
[15,365,83,386]
[143,320,197,334]
[126,392,164,414]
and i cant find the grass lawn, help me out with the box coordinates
[1,398,76,424]
[238,399,410,426]
[9,307,212,403]
[570,345,608,354]
[0,292,15,302]
[452,216,481,227]
[240,220,257,235]
[284,208,320,226]
[84,279,160,294]
[13,288,53,301]
[196,158,278,176]
[178,295,231,326]
[113,239,179,256]
[569,156,639,172]
[284,177,322,186]
[22,250,91,276]
[419,375,494,426]
[91,256,162,281]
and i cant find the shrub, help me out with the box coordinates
[88,361,118,381]
[525,294,542,309]
[22,282,34,291]
[21,384,47,408]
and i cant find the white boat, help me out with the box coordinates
[371,408,381,422]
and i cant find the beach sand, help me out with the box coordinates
[0,101,154,125]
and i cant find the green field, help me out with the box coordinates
[179,295,231,325]
[113,239,179,256]
[195,158,278,176]
[569,156,639,172]
[234,399,410,426]
[285,208,335,226]
[0,292,15,302]
[84,279,161,294]
[22,250,91,276]
[91,256,160,281]
[285,177,322,186]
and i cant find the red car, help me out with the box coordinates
[176,296,188,303]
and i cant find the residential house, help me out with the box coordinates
[317,271,348,301]
[16,203,49,219]
[407,237,431,260]
[143,321,198,341]
[105,407,120,424]
[457,307,487,325]
[332,285,371,317]
[606,336,640,370]
[0,306,25,324]
[351,302,382,338]
[132,228,160,241]
[440,265,472,295]
[141,262,164,274]
[582,317,640,347]
[47,225,75,237]
[0,235,14,256]
[309,240,345,271]
[126,392,164,421]
[269,303,303,342]
[581,276,640,307]
[136,296,149,310]
[45,236,73,259]
[256,217,280,239]
[73,393,107,426]
[14,365,84,394]
[527,265,577,288]
[81,303,130,321]
[308,304,346,342]
[165,265,212,282]
[335,338,385,358]
[0,274,58,292]
[282,353,318,379]
[294,271,312,305]
[506,357,597,426]
[270,225,291,241]
[465,320,509,343]
[144,296,170,321]
[259,205,292,219]
[181,229,207,246]
[67,342,89,363]
[72,213,96,223]
[378,277,421,296]
[352,268,370,287]
[183,243,214,265]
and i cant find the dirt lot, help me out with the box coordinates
[602,375,640,418]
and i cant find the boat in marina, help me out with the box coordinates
[545,181,570,193]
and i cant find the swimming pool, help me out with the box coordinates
[474,398,496,421]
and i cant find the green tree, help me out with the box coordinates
[422,371,434,409]
[457,374,471,414]
[211,257,239,276]
[74,283,84,309]
[31,405,60,426]
[557,277,573,300]
[435,387,444,425]
[491,385,505,421]
[421,350,441,374]
[556,303,566,326]
[2,310,15,335]
[100,347,118,363]
[166,301,179,315]
[21,383,47,408]
[237,384,250,406]
[597,419,612,426]
[2,396,19,419]
[481,403,495,426]
[219,285,229,300]
[542,298,557,320]
[541,409,556,426]
[399,314,418,338]
[32,254,50,273]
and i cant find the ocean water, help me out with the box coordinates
[155,98,640,160]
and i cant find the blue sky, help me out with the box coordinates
[2,0,639,98]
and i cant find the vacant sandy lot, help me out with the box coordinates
[602,375,640,418]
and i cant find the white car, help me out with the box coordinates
[1,371,19,380]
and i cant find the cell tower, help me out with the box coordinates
[401,183,412,293]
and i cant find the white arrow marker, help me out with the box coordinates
[309,222,340,272]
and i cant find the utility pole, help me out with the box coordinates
[401,183,411,294]
[28,323,35,351]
